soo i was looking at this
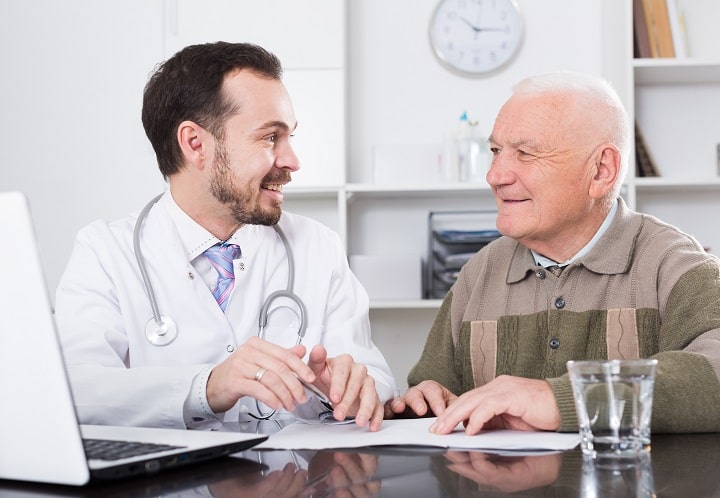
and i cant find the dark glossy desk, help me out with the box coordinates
[2,432,719,497]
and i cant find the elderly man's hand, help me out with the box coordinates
[428,375,561,435]
[384,380,458,419]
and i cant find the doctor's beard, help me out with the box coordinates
[210,141,283,226]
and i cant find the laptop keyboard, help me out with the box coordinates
[83,438,186,461]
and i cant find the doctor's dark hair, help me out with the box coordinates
[141,41,283,178]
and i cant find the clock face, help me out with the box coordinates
[429,0,524,76]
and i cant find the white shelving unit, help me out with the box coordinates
[634,58,720,84]
[628,4,720,255]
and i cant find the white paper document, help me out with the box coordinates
[255,417,580,452]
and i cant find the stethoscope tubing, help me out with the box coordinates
[134,194,308,347]
[134,194,164,328]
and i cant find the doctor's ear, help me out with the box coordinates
[177,121,210,168]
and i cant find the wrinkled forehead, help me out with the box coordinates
[492,91,589,146]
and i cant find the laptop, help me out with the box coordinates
[0,191,267,486]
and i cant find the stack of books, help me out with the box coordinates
[633,0,688,58]
[634,122,660,177]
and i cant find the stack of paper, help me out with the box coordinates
[255,417,580,452]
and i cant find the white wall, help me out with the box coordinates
[0,2,166,293]
[677,0,720,59]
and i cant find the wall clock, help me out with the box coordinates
[429,0,524,77]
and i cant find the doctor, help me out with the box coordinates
[54,41,396,431]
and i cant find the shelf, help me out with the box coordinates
[345,182,493,199]
[283,186,341,198]
[633,177,720,191]
[286,183,496,199]
[369,299,442,310]
[633,59,720,85]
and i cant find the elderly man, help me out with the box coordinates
[387,71,720,435]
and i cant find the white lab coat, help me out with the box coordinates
[55,193,397,428]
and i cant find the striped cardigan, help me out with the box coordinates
[408,198,720,432]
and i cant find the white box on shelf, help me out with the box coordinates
[349,255,422,300]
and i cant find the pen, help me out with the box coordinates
[296,376,334,412]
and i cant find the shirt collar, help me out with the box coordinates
[580,197,642,274]
[509,197,638,283]
[161,192,241,261]
[532,198,618,267]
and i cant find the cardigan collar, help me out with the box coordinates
[507,197,643,283]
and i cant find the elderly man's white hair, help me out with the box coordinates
[512,71,631,200]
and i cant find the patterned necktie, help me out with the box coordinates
[546,265,565,277]
[205,243,241,312]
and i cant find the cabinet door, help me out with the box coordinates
[283,70,345,187]
[164,0,345,68]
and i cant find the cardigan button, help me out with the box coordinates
[554,297,566,309]
[549,338,560,349]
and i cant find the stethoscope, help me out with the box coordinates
[133,194,308,348]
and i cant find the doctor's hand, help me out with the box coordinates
[206,336,316,414]
[384,380,457,419]
[428,375,561,435]
[306,345,384,432]
[306,451,381,497]
[209,462,308,498]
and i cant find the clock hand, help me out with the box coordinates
[460,18,506,33]
[461,16,481,33]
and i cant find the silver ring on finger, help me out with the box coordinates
[254,367,268,382]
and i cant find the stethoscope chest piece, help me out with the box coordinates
[145,315,179,346]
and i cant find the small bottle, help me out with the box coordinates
[456,113,489,183]
[441,112,489,184]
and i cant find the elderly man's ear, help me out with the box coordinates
[589,145,621,199]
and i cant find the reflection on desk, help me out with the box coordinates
[0,456,266,497]
[2,432,720,497]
